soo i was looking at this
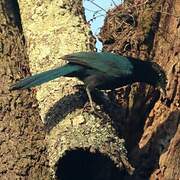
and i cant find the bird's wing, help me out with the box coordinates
[61,52,133,77]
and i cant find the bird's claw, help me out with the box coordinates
[82,101,94,112]
[82,102,103,118]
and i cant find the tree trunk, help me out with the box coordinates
[0,0,50,179]
[100,0,179,179]
[10,0,133,179]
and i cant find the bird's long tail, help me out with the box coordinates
[10,64,82,90]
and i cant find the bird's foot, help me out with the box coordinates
[82,102,103,118]
[91,110,104,119]
[82,101,96,113]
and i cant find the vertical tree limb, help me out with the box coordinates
[0,0,50,179]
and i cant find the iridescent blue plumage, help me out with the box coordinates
[10,52,167,96]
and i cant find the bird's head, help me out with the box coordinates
[151,62,167,97]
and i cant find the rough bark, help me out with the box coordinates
[0,0,50,179]
[100,0,179,179]
[16,0,133,179]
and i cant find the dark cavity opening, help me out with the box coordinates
[55,149,126,180]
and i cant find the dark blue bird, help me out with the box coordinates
[10,52,167,110]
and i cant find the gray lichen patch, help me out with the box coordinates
[18,0,94,120]
[47,112,134,176]
[17,0,131,178]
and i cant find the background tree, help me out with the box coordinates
[0,0,50,179]
[100,0,179,179]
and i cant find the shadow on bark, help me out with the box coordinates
[44,90,87,131]
[126,110,179,180]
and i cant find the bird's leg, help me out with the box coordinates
[84,87,104,118]
[85,86,95,112]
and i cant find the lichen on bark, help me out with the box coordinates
[17,0,132,179]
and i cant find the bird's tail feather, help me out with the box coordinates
[10,64,82,90]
